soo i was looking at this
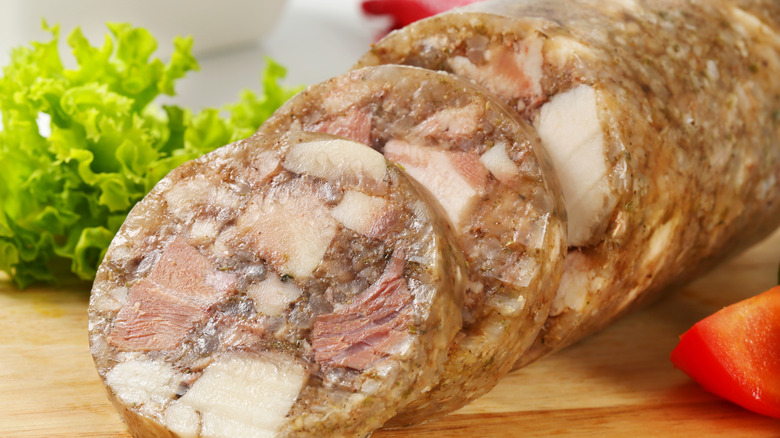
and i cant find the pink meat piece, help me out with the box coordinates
[312,254,413,370]
[385,141,488,193]
[359,205,400,240]
[109,239,237,351]
[385,140,488,230]
[312,107,373,146]
[493,48,537,100]
[109,279,206,351]
[411,104,483,140]
[449,42,545,114]
[328,329,411,371]
[148,238,236,306]
[448,151,490,190]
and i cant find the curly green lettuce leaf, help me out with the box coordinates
[224,57,303,140]
[183,58,304,157]
[0,24,300,288]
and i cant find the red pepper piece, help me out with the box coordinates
[671,285,780,418]
[362,0,481,33]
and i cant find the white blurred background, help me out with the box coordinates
[0,0,390,110]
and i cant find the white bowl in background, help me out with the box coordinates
[0,0,288,65]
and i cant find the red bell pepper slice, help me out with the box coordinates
[362,0,481,33]
[671,285,780,418]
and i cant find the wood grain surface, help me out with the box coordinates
[2,230,780,437]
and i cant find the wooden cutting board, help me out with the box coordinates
[2,230,780,437]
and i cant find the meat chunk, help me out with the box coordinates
[312,107,373,146]
[246,273,303,317]
[329,190,396,238]
[448,38,545,113]
[312,253,413,370]
[147,238,237,306]
[257,66,566,424]
[534,84,613,247]
[236,186,338,279]
[109,279,205,352]
[282,135,388,191]
[164,353,307,438]
[384,139,488,232]
[410,103,484,140]
[358,0,780,372]
[108,239,236,352]
[479,141,521,186]
[89,132,466,437]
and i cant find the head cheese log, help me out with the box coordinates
[88,132,467,437]
[258,65,567,425]
[358,0,780,366]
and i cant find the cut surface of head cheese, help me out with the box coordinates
[358,0,780,368]
[258,65,566,425]
[88,132,466,437]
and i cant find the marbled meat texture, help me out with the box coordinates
[258,64,567,425]
[358,0,780,366]
[88,131,466,438]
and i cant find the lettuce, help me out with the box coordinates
[0,23,301,288]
